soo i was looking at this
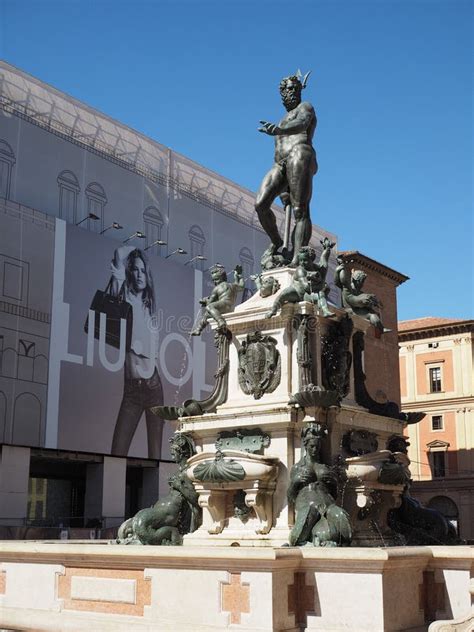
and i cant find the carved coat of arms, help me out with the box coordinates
[238,331,281,399]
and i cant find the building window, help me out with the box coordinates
[18,339,35,382]
[57,170,80,224]
[1,255,29,304]
[429,366,442,393]
[0,139,15,200]
[85,182,107,233]
[239,247,255,302]
[28,478,48,521]
[431,415,443,431]
[188,224,206,269]
[12,392,41,446]
[239,247,254,285]
[143,206,164,255]
[432,451,446,478]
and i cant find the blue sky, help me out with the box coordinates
[1,0,472,320]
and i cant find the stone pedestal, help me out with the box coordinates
[178,267,408,547]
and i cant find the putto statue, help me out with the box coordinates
[265,238,335,318]
[191,264,244,336]
[334,256,388,335]
[114,433,201,545]
[287,423,352,547]
[256,70,317,267]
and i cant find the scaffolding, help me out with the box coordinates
[0,61,336,242]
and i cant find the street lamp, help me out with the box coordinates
[144,239,167,251]
[165,247,187,259]
[100,222,123,235]
[123,231,146,244]
[76,212,99,226]
[184,255,207,266]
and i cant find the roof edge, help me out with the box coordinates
[398,319,474,340]
[338,250,409,285]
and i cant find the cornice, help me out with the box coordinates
[338,250,409,285]
[401,396,474,410]
[398,322,474,341]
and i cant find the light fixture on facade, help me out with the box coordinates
[184,255,207,266]
[165,247,187,259]
[76,212,99,226]
[144,239,167,251]
[123,231,146,244]
[100,222,123,235]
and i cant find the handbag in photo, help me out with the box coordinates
[84,280,133,350]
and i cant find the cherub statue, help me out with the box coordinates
[265,238,335,318]
[114,433,201,545]
[250,273,280,298]
[288,423,352,547]
[334,256,389,335]
[191,264,244,336]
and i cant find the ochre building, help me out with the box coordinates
[399,317,474,542]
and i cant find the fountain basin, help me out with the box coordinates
[186,450,280,535]
[187,449,279,484]
[345,449,410,482]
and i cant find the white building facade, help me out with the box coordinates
[0,62,337,534]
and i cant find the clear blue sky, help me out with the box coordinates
[1,0,472,320]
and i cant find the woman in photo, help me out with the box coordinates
[109,245,164,459]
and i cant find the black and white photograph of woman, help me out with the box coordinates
[108,245,164,458]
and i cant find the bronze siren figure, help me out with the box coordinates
[288,423,352,547]
[256,70,317,268]
[114,433,201,545]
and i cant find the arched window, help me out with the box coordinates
[13,392,41,446]
[239,247,254,287]
[0,139,15,200]
[427,495,459,533]
[33,355,48,385]
[57,170,80,224]
[85,182,107,233]
[143,206,165,255]
[188,224,206,270]
[17,339,35,382]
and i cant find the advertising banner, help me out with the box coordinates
[46,219,212,459]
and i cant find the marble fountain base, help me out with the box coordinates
[0,542,472,632]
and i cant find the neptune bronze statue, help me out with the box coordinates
[256,70,317,268]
